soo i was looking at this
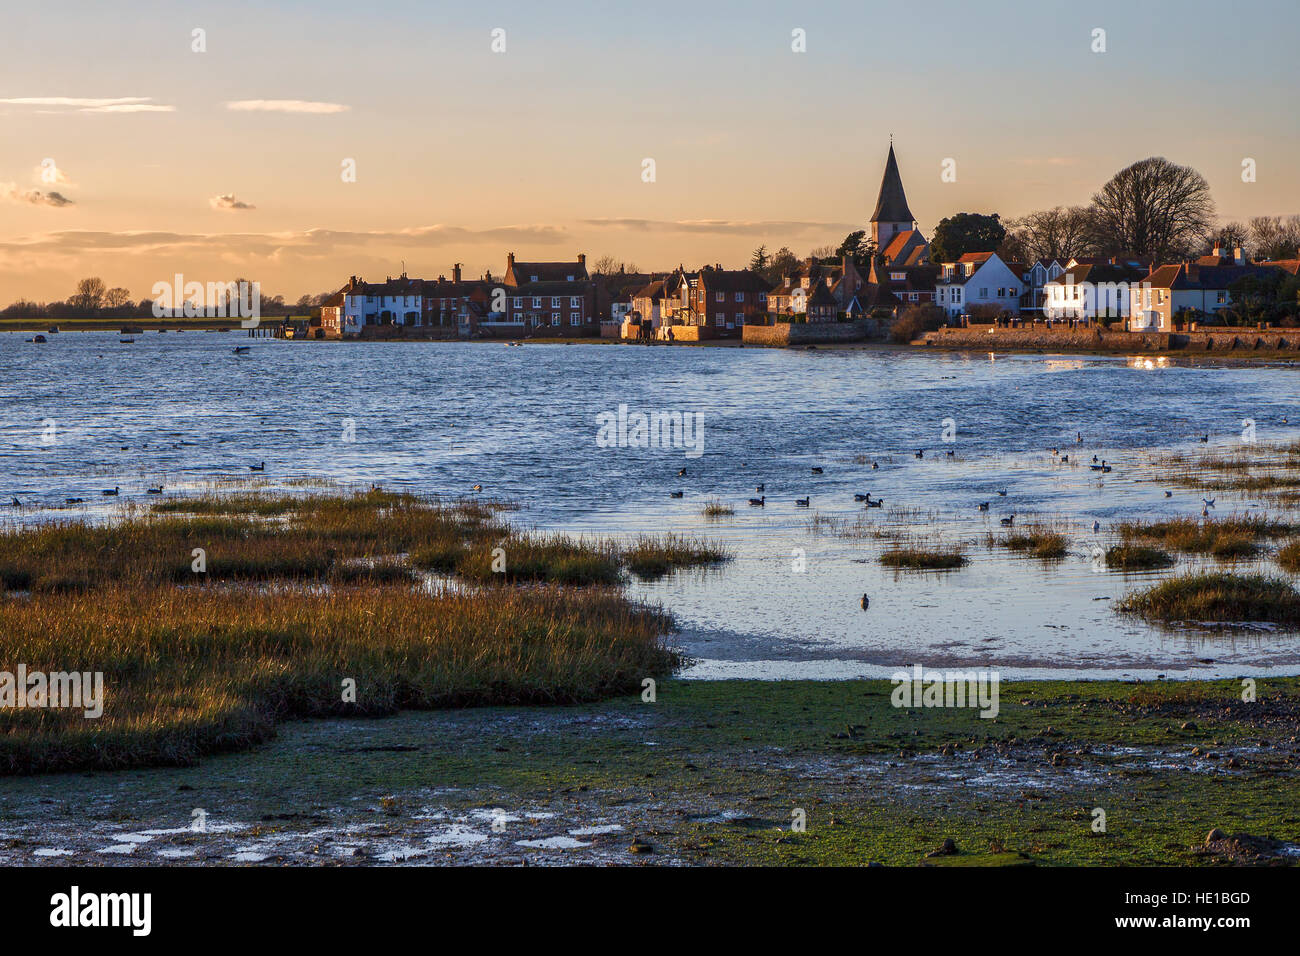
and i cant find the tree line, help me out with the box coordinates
[1,278,338,319]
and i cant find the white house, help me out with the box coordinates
[934,252,1022,319]
[1042,261,1148,322]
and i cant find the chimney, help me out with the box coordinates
[507,252,515,269]
[1233,246,1244,265]
[577,253,586,268]
[453,262,462,283]
[1212,243,1223,259]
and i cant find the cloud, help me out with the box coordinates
[0,97,174,113]
[1,184,73,207]
[210,193,256,211]
[580,217,853,236]
[0,224,567,262]
[224,100,350,114]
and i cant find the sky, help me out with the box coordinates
[1,0,1298,303]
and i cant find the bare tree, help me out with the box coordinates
[591,255,622,275]
[1004,206,1098,263]
[1249,215,1300,261]
[104,287,132,309]
[1090,157,1215,261]
[1206,221,1250,256]
[68,277,107,313]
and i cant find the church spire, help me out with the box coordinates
[871,143,914,226]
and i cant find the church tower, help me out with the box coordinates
[870,143,916,247]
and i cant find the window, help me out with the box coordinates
[715,291,725,302]
[758,293,767,303]
[736,313,745,326]
[1216,291,1227,304]
[551,297,560,308]
[715,313,724,326]
[552,312,560,324]
[570,296,579,307]
[891,272,905,281]
[532,297,541,308]
[979,288,988,298]
[513,297,522,308]
[570,314,580,326]
[909,293,919,302]
[566,274,574,281]
[735,292,744,302]
[529,275,539,282]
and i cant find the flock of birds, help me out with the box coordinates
[7,459,268,508]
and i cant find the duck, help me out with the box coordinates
[1101,463,1112,474]
[795,497,810,507]
[946,449,955,458]
[101,486,119,496]
[1093,520,1101,533]
[669,491,684,498]
[1202,497,1215,509]
[7,497,18,507]
[1165,491,1173,498]
[915,449,924,459]
[1060,455,1068,463]
[860,594,870,611]
[755,484,765,493]
[811,467,823,475]
[1200,434,1209,443]
[1076,432,1083,443]
[854,493,871,502]
[146,486,163,495]
[748,495,766,507]
[1090,460,1106,472]
[997,489,1008,497]
[678,468,687,477]
[1000,514,1016,527]
[871,462,879,470]
[249,461,265,472]
[977,502,990,511]
[1092,455,1099,463]
[64,497,85,505]
[865,498,884,509]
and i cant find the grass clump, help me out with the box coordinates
[1105,544,1176,571]
[1118,572,1300,626]
[702,499,734,519]
[621,534,731,580]
[1118,514,1292,559]
[880,547,967,571]
[1278,540,1300,573]
[0,584,678,774]
[998,527,1068,560]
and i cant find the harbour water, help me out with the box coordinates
[5,331,1300,680]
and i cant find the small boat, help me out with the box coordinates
[233,346,251,354]
[120,338,135,344]
[47,326,59,334]
[32,334,47,343]
[120,325,144,335]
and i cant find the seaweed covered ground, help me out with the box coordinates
[3,678,1297,867]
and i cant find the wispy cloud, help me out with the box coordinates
[224,100,350,114]
[1,184,74,207]
[0,96,174,113]
[0,224,567,261]
[209,193,256,212]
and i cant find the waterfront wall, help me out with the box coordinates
[742,319,877,347]
[920,326,1300,353]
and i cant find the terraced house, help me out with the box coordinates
[497,253,597,336]
[681,266,772,333]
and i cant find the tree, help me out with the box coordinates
[1090,157,1215,261]
[592,255,621,276]
[68,276,106,313]
[1207,221,1250,256]
[929,213,1006,263]
[834,230,876,268]
[1249,215,1300,262]
[104,287,132,310]
[749,245,770,274]
[1004,206,1097,263]
[767,246,799,283]
[808,244,837,261]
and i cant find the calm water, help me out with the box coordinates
[5,331,1300,679]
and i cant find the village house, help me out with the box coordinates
[495,253,597,336]
[1128,259,1280,331]
[934,252,1023,320]
[1042,259,1149,322]
[1019,258,1066,316]
[677,266,771,333]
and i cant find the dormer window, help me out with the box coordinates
[530,275,539,282]
[566,274,574,281]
